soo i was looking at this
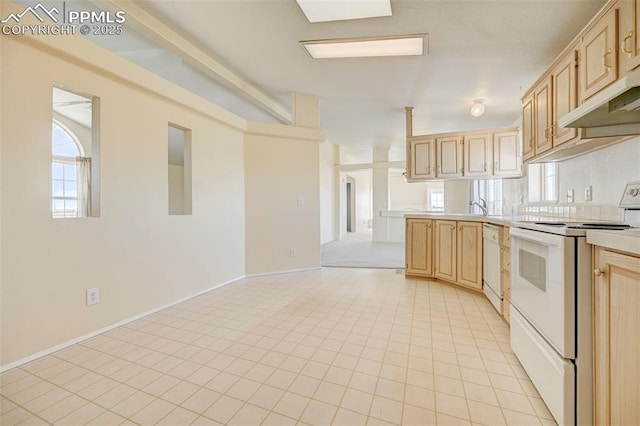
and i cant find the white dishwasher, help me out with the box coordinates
[482,224,501,313]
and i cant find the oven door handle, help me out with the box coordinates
[510,227,562,248]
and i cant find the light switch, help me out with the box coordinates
[566,189,574,203]
[298,196,304,205]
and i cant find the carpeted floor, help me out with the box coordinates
[321,232,405,269]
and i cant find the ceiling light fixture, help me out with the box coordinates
[295,0,391,23]
[470,99,485,117]
[301,34,426,59]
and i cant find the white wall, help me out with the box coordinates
[349,169,373,233]
[1,34,246,366]
[319,140,336,244]
[444,180,470,213]
[244,123,323,275]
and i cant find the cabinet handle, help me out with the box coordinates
[494,161,498,172]
[529,138,533,148]
[544,127,549,141]
[483,162,487,172]
[622,32,634,57]
[602,48,612,72]
[594,267,604,277]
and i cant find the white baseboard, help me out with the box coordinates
[245,266,321,278]
[0,275,245,373]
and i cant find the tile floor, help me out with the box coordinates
[0,268,556,425]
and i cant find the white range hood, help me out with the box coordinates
[559,68,640,137]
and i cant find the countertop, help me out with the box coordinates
[586,229,640,256]
[404,213,515,227]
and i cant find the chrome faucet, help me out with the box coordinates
[470,197,488,216]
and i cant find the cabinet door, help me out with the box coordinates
[493,130,522,177]
[408,138,436,179]
[436,136,463,178]
[405,219,433,276]
[580,7,618,102]
[522,94,535,161]
[435,220,457,282]
[620,0,640,72]
[553,51,578,146]
[534,77,553,155]
[593,248,640,426]
[463,133,491,177]
[456,222,483,290]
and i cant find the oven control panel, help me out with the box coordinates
[620,181,640,209]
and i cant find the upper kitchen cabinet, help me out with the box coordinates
[620,0,640,72]
[534,76,553,155]
[463,133,492,177]
[522,94,535,161]
[436,136,464,178]
[407,137,436,180]
[493,130,522,177]
[552,50,579,146]
[580,6,619,102]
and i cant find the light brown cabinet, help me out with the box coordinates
[580,7,619,102]
[435,220,457,282]
[436,136,463,178]
[463,133,492,177]
[593,247,640,425]
[493,130,522,177]
[456,222,483,290]
[534,76,553,155]
[405,219,433,277]
[552,50,579,147]
[408,138,436,179]
[406,124,522,181]
[406,218,484,292]
[620,0,640,72]
[522,94,535,161]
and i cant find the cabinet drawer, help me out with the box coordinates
[501,248,511,272]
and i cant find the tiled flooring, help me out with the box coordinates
[1,268,556,425]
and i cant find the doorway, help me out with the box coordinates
[346,176,356,233]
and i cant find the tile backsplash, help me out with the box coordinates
[517,203,626,222]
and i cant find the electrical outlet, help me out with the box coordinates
[86,288,100,306]
[566,189,574,203]
[297,196,304,205]
[584,186,593,201]
[290,248,297,257]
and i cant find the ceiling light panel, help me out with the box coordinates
[296,0,392,23]
[302,35,426,59]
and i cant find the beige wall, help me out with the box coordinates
[319,140,336,244]
[168,164,185,215]
[244,124,322,275]
[0,36,246,366]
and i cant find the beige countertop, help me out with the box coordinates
[404,213,515,227]
[586,229,640,256]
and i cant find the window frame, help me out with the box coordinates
[51,120,83,219]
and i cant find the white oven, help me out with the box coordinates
[509,224,592,426]
[510,227,575,357]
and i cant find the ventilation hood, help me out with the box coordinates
[559,68,640,137]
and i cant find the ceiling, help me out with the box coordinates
[45,0,607,161]
[52,87,92,128]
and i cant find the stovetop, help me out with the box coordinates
[512,221,634,236]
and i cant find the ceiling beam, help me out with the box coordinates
[89,0,293,124]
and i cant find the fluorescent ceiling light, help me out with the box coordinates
[302,35,426,59]
[296,0,391,23]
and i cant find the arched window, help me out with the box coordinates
[52,121,83,218]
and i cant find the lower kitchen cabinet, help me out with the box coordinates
[405,219,433,277]
[456,222,483,290]
[435,220,457,282]
[593,247,640,425]
[406,218,484,292]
